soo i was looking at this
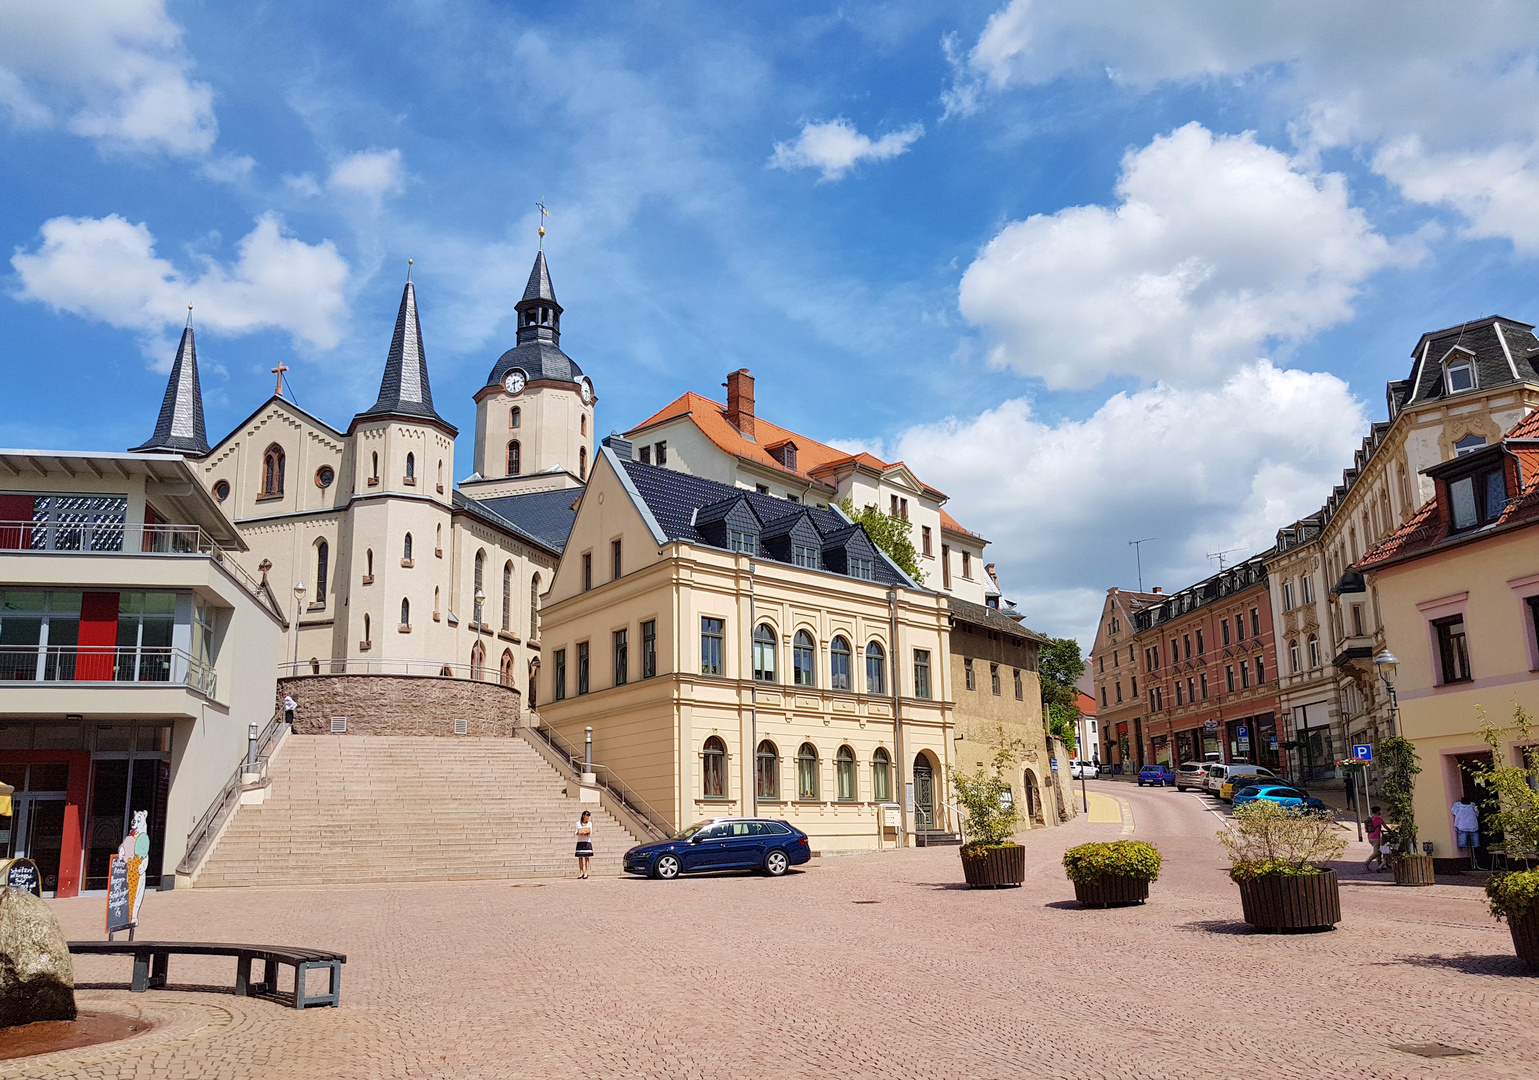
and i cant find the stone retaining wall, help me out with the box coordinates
[276,675,521,737]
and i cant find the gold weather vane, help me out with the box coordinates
[536,199,549,249]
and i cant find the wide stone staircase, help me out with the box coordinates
[193,735,639,887]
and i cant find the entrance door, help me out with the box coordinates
[10,795,67,896]
[913,758,934,830]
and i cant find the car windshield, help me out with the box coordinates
[671,821,712,840]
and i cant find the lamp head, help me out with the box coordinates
[293,581,306,599]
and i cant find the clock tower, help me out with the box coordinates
[464,250,595,498]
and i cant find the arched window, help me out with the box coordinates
[752,623,777,682]
[836,745,856,801]
[797,743,819,800]
[872,748,892,802]
[400,597,410,626]
[434,586,440,618]
[793,630,815,687]
[755,740,779,800]
[437,459,443,489]
[1307,634,1321,669]
[363,612,371,644]
[405,453,415,481]
[315,540,328,602]
[579,446,587,481]
[530,573,541,640]
[500,648,514,687]
[703,736,727,799]
[435,522,442,554]
[581,415,587,436]
[510,406,521,429]
[527,659,539,709]
[365,549,374,580]
[830,636,851,691]
[502,562,513,631]
[470,639,485,680]
[507,440,521,476]
[262,444,285,495]
[1289,639,1300,674]
[403,532,413,561]
[865,642,886,695]
[371,452,379,483]
[473,550,485,624]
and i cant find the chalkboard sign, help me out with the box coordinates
[106,855,133,933]
[3,858,40,897]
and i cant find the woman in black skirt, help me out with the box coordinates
[575,810,594,879]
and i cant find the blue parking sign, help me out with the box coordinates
[1353,744,1373,762]
[1237,726,1248,738]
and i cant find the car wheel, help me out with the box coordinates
[654,854,681,880]
[764,850,790,877]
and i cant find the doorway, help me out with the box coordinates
[1022,768,1043,826]
[912,755,934,830]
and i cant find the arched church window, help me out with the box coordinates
[363,613,371,644]
[508,441,521,476]
[400,597,410,627]
[405,453,415,482]
[474,550,485,624]
[315,540,329,601]
[511,407,521,429]
[434,586,440,618]
[581,415,587,436]
[262,445,285,496]
[365,549,373,580]
[579,446,587,481]
[530,573,541,640]
[371,452,379,483]
[502,561,513,632]
[403,533,413,562]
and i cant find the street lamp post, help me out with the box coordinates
[291,581,306,669]
[1374,651,1400,739]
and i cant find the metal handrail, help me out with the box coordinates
[278,658,520,682]
[526,721,672,839]
[939,799,967,844]
[0,644,215,696]
[177,712,287,876]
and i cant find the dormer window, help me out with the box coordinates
[1445,357,1476,394]
[1448,467,1508,531]
[728,528,758,554]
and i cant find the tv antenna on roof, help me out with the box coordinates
[1207,547,1242,570]
[1128,537,1156,592]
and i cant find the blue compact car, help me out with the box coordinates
[623,818,812,879]
[1137,765,1176,787]
[1232,784,1330,813]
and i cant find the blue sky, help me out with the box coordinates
[5,1,1539,646]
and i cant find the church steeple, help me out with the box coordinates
[515,250,562,348]
[353,278,455,433]
[133,325,210,456]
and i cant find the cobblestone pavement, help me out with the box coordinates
[18,783,1538,1079]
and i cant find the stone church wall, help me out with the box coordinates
[276,674,521,737]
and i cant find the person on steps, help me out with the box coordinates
[575,811,594,879]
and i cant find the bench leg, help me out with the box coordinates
[235,954,253,997]
[261,957,279,996]
[292,961,306,1009]
[131,952,149,993]
[149,951,169,990]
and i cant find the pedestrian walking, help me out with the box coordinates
[1364,805,1387,872]
[283,693,297,725]
[575,810,594,879]
[1452,795,1481,868]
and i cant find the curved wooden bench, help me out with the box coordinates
[68,941,345,1009]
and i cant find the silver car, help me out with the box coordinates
[1174,762,1209,792]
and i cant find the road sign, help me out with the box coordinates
[1237,726,1249,738]
[1353,744,1373,762]
[1049,758,1059,773]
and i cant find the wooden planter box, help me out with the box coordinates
[1236,869,1340,932]
[1510,909,1539,968]
[1073,874,1150,908]
[960,844,1025,888]
[1392,854,1435,887]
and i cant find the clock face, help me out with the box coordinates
[503,369,527,395]
[579,377,593,405]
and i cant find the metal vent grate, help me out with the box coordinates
[330,717,347,733]
[453,718,469,735]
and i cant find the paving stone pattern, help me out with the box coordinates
[194,735,632,886]
[30,784,1539,1079]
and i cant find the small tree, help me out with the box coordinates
[1217,800,1347,880]
[1474,704,1539,861]
[1379,735,1422,853]
[1047,701,1079,755]
[837,499,923,583]
[953,725,1028,849]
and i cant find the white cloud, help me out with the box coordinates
[945,1,1539,252]
[892,361,1368,643]
[0,0,216,156]
[769,119,923,181]
[958,123,1403,389]
[328,148,406,206]
[11,213,350,351]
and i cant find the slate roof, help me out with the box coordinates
[948,596,1049,644]
[471,487,582,554]
[615,456,909,587]
[133,326,209,456]
[451,489,563,556]
[1402,317,1539,406]
[354,281,455,432]
[486,341,586,391]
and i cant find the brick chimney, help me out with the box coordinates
[1152,586,1162,593]
[725,368,755,438]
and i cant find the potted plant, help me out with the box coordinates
[1474,706,1539,966]
[1219,800,1347,932]
[1380,736,1434,886]
[1062,840,1161,907]
[954,727,1029,888]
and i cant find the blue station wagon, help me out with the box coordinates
[623,818,812,879]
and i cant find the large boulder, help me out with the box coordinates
[0,887,76,1026]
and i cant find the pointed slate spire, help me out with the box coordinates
[132,326,210,456]
[515,250,563,348]
[353,278,454,432]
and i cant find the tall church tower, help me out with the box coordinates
[463,250,595,497]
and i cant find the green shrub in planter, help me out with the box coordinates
[1218,800,1347,880]
[1062,841,1162,884]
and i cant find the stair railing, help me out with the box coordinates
[523,722,672,840]
[177,712,288,877]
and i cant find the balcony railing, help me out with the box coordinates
[277,657,515,683]
[0,645,216,697]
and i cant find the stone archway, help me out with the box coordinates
[912,750,941,832]
[1022,767,1044,826]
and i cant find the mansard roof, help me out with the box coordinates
[353,281,456,434]
[133,326,209,456]
[1401,316,1539,408]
